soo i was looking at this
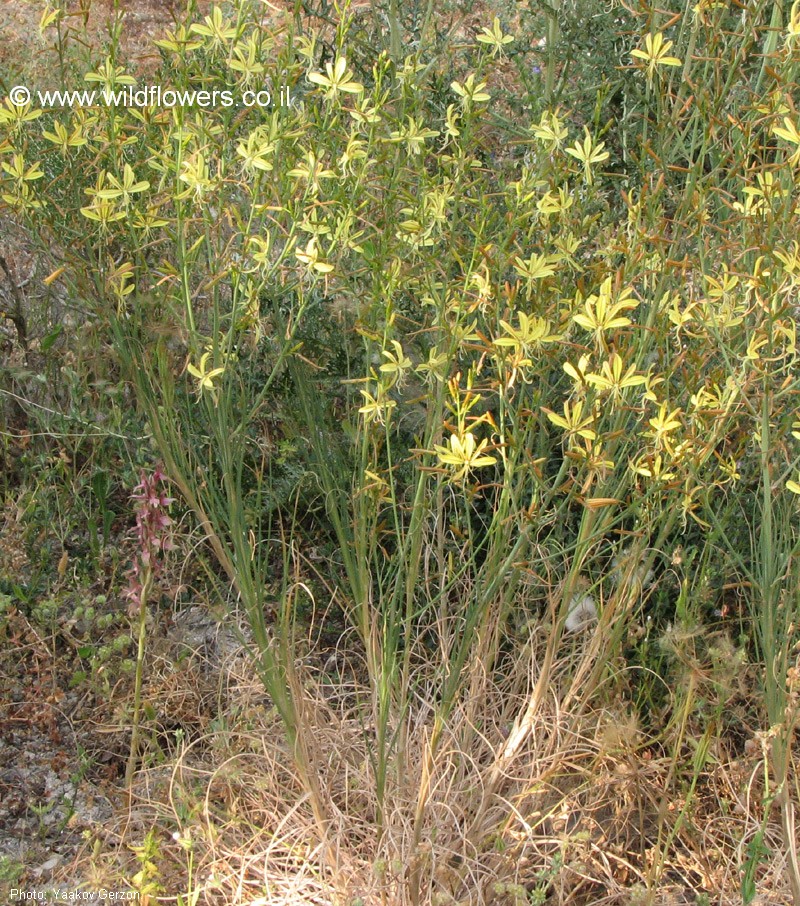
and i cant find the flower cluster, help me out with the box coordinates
[124,467,175,615]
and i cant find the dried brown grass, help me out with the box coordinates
[71,617,798,906]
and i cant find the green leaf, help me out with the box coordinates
[40,324,63,352]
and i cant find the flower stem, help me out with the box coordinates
[125,567,153,789]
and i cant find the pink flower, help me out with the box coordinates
[124,466,174,614]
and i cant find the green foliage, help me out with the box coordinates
[129,828,165,899]
[0,855,23,885]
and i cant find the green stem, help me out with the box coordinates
[125,566,153,788]
[543,0,561,105]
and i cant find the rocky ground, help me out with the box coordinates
[0,566,245,898]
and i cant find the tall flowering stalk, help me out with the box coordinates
[124,467,174,788]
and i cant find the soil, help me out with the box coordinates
[0,547,239,898]
[0,607,116,889]
[0,0,192,81]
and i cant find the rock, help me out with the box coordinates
[33,854,61,875]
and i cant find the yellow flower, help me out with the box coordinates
[42,119,87,152]
[543,399,597,443]
[585,353,646,400]
[493,312,560,358]
[416,347,449,383]
[187,352,225,394]
[451,73,491,106]
[572,278,639,347]
[630,452,676,482]
[0,99,42,132]
[434,432,496,482]
[786,0,800,44]
[84,57,136,94]
[358,388,396,426]
[512,252,557,293]
[288,150,336,196]
[774,241,800,286]
[537,187,574,218]
[189,6,237,50]
[1,154,44,189]
[645,403,682,452]
[692,0,727,25]
[772,117,800,167]
[530,109,568,152]
[745,331,768,362]
[563,354,592,388]
[565,127,609,185]
[236,130,275,173]
[389,116,439,155]
[308,56,363,102]
[379,340,412,387]
[295,237,334,274]
[703,264,739,301]
[97,163,150,208]
[153,24,203,55]
[80,197,126,230]
[630,32,682,85]
[39,3,64,33]
[229,34,266,85]
[717,455,741,484]
[178,152,216,202]
[475,17,514,57]
[444,104,461,141]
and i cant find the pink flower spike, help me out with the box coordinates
[124,465,174,612]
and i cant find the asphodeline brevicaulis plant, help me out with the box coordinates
[2,0,800,901]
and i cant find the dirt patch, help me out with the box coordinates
[0,0,209,86]
[0,569,239,898]
[0,602,116,894]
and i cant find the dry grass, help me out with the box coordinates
[67,609,797,906]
